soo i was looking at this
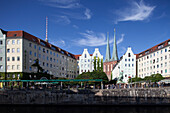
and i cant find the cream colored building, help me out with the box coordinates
[137,39,170,78]
[0,29,78,79]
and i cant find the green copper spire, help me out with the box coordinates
[111,28,118,61]
[104,32,111,62]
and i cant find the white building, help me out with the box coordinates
[137,39,170,78]
[76,48,103,74]
[112,47,136,83]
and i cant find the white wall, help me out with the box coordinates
[112,47,136,83]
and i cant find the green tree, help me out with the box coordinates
[93,56,97,71]
[97,57,100,72]
[76,71,109,83]
[101,58,103,72]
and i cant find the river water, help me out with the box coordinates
[0,106,169,113]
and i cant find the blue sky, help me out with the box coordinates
[0,0,170,59]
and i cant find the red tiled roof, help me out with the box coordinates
[136,39,170,59]
[74,55,81,60]
[5,30,76,59]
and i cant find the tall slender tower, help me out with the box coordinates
[104,32,111,62]
[111,28,118,61]
[45,16,48,42]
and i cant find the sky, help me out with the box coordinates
[0,0,170,59]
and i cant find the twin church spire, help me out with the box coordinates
[104,28,118,62]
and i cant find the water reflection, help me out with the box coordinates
[0,106,169,113]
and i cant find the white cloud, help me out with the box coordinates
[39,0,80,9]
[51,39,66,47]
[54,16,71,24]
[115,0,156,23]
[73,25,79,29]
[38,0,92,22]
[84,8,92,19]
[117,34,124,45]
[75,30,113,47]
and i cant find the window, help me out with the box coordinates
[129,64,130,67]
[7,49,10,53]
[12,40,15,44]
[157,65,159,68]
[30,51,32,55]
[7,40,10,45]
[165,69,167,73]
[125,64,127,67]
[43,48,45,53]
[29,58,32,62]
[50,51,52,55]
[165,49,167,52]
[0,65,3,69]
[7,65,10,70]
[0,57,2,61]
[29,43,32,47]
[47,63,49,67]
[39,47,41,50]
[46,50,48,53]
[47,56,49,60]
[132,64,134,67]
[17,65,20,70]
[34,45,36,49]
[39,54,41,58]
[128,53,131,57]
[17,48,20,53]
[29,67,32,71]
[128,59,130,61]
[165,55,167,59]
[17,56,20,61]
[17,40,20,44]
[132,59,134,61]
[125,59,127,61]
[85,54,86,58]
[0,40,3,45]
[53,53,55,56]
[12,65,15,70]
[12,48,15,53]
[34,52,36,57]
[13,74,15,78]
[12,57,15,61]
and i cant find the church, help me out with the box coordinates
[103,29,119,80]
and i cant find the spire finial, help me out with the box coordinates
[45,16,48,42]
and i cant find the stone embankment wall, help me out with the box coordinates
[0,88,169,105]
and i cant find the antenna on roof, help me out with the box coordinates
[45,16,48,42]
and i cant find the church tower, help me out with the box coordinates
[111,28,118,61]
[105,32,111,62]
[103,28,118,80]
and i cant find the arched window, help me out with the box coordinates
[85,54,86,58]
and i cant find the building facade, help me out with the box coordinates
[0,29,78,79]
[103,29,118,80]
[75,48,103,74]
[112,47,136,83]
[136,39,170,78]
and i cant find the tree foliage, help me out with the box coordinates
[97,57,100,72]
[76,71,109,83]
[128,73,164,83]
[101,58,103,72]
[93,56,97,71]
